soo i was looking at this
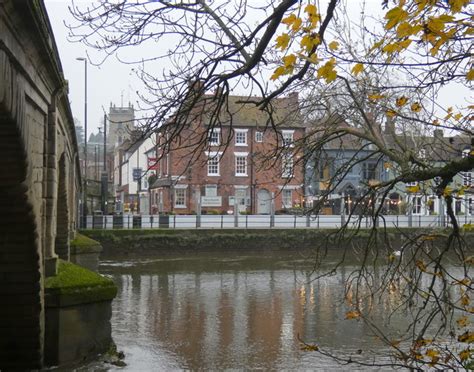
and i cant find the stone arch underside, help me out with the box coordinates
[0,113,43,369]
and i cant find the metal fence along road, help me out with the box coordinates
[83,214,474,229]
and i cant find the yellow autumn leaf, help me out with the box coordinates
[282,54,296,68]
[454,277,471,286]
[300,343,319,351]
[427,15,454,33]
[370,40,384,52]
[345,310,361,319]
[454,112,463,121]
[352,63,364,75]
[449,0,470,12]
[426,348,440,358]
[385,6,409,30]
[464,256,474,265]
[411,102,422,112]
[414,337,433,349]
[307,53,320,64]
[416,260,427,272]
[396,22,413,38]
[328,40,339,50]
[390,339,401,347]
[399,38,412,50]
[383,43,398,54]
[456,316,470,328]
[443,186,452,196]
[276,33,290,50]
[300,34,320,52]
[461,294,470,306]
[292,17,303,32]
[270,66,287,81]
[309,13,320,29]
[282,13,297,27]
[368,93,385,101]
[317,58,337,83]
[432,119,440,125]
[406,184,420,193]
[467,69,474,81]
[458,331,474,343]
[396,96,408,107]
[386,109,397,118]
[305,4,317,16]
[459,348,471,362]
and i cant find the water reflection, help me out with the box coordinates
[96,252,427,370]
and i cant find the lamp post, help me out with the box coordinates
[76,57,88,226]
[99,113,108,214]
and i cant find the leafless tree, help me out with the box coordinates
[68,0,473,368]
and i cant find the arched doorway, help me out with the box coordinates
[257,189,271,214]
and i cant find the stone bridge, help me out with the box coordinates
[0,0,81,369]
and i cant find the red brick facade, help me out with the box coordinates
[150,94,305,214]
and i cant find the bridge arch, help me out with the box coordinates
[0,104,44,368]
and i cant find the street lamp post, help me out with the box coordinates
[100,113,108,214]
[76,57,88,226]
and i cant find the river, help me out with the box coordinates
[69,248,471,371]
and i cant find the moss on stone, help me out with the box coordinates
[70,233,102,254]
[45,260,117,306]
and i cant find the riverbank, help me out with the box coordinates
[81,228,474,258]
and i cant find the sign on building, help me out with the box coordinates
[201,196,222,207]
[133,168,142,181]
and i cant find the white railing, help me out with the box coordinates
[83,214,474,229]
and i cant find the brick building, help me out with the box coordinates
[150,92,305,214]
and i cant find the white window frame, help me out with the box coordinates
[235,152,248,177]
[282,189,292,209]
[282,130,294,148]
[174,188,186,208]
[463,172,472,187]
[205,184,217,196]
[255,131,263,143]
[282,153,294,178]
[412,195,422,215]
[209,128,221,146]
[205,151,222,176]
[235,129,248,146]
